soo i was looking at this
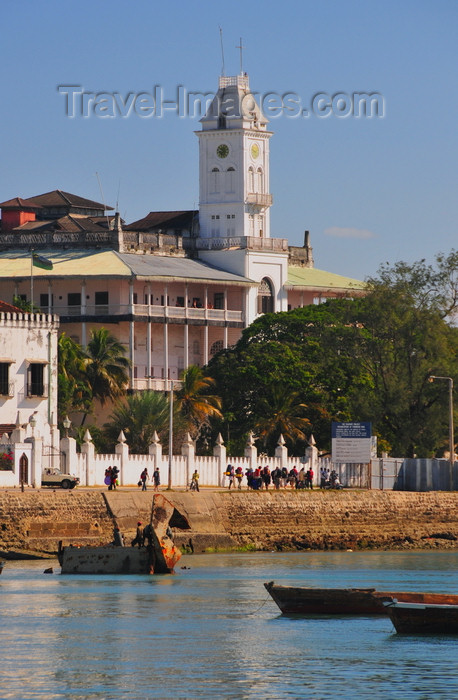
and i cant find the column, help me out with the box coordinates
[184,323,189,370]
[81,279,87,347]
[147,321,152,389]
[47,281,53,313]
[223,290,228,348]
[129,280,135,387]
[204,324,209,366]
[164,321,169,388]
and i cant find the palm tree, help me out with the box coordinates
[57,333,91,421]
[253,383,310,453]
[103,391,173,453]
[82,328,130,425]
[175,365,223,441]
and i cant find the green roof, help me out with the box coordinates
[286,266,366,292]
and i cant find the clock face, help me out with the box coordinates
[216,144,229,159]
[251,143,260,159]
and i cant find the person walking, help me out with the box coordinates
[225,464,234,490]
[191,469,200,492]
[306,467,314,490]
[153,468,160,490]
[111,466,119,490]
[131,521,144,548]
[140,468,148,491]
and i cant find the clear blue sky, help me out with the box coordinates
[1,0,457,280]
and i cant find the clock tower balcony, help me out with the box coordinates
[246,193,273,207]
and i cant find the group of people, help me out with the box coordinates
[104,466,119,490]
[138,468,161,491]
[319,467,343,489]
[224,465,316,490]
[224,464,330,491]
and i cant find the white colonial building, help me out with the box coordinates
[0,300,60,485]
[0,70,365,394]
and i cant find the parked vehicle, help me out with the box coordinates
[41,468,79,489]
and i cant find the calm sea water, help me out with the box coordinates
[1,551,457,699]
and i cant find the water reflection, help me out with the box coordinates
[0,552,457,698]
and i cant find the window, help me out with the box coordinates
[40,293,53,310]
[176,296,185,307]
[257,167,264,192]
[211,167,220,193]
[214,292,224,309]
[193,340,200,355]
[27,363,47,397]
[257,278,274,314]
[210,340,224,356]
[226,166,235,193]
[95,291,109,305]
[0,363,12,396]
[248,167,255,192]
[133,293,138,305]
[67,293,81,306]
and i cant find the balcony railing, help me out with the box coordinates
[188,236,288,252]
[26,382,48,398]
[52,304,244,323]
[0,381,14,397]
[246,193,273,206]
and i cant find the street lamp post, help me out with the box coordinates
[168,380,174,490]
[430,375,455,490]
[63,415,71,438]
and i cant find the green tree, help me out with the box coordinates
[57,333,91,422]
[82,328,130,425]
[208,254,458,458]
[103,391,173,453]
[175,365,223,444]
[253,383,310,454]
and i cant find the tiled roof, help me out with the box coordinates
[0,424,15,438]
[0,197,42,209]
[0,300,22,312]
[125,210,198,231]
[11,215,116,234]
[18,190,112,210]
[286,266,366,292]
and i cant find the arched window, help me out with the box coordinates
[257,167,264,193]
[248,166,255,193]
[210,340,224,356]
[211,167,220,194]
[257,277,274,314]
[226,166,235,193]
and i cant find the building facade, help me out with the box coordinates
[0,71,365,392]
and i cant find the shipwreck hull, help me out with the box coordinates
[59,493,183,575]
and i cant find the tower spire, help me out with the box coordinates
[219,26,225,76]
[236,37,245,74]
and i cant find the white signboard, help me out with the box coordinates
[332,422,372,463]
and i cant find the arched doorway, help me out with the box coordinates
[257,278,274,314]
[19,453,28,485]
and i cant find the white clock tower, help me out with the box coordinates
[196,72,288,324]
[197,73,273,241]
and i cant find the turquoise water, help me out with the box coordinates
[1,551,458,699]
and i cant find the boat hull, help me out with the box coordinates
[264,582,458,616]
[384,601,458,634]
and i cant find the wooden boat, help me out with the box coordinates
[384,600,458,634]
[58,494,183,575]
[264,581,458,616]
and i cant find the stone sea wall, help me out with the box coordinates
[0,489,457,556]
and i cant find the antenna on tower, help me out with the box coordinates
[95,171,110,229]
[236,37,245,74]
[219,26,225,76]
